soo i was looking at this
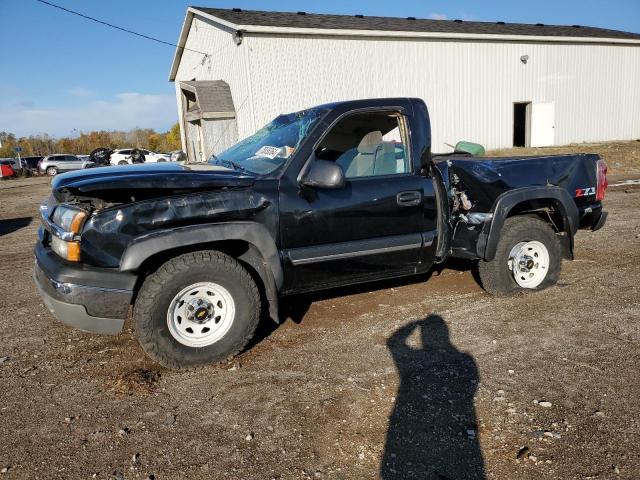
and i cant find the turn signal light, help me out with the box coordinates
[67,242,81,262]
[51,236,81,262]
[70,211,87,234]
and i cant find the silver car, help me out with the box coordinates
[39,154,95,176]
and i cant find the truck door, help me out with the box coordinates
[279,109,438,294]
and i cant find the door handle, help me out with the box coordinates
[396,190,422,207]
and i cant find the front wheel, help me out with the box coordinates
[46,166,57,176]
[478,216,561,296]
[134,251,261,369]
[118,160,129,166]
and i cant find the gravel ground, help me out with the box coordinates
[0,171,638,479]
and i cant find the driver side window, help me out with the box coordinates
[315,111,410,179]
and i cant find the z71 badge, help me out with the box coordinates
[575,187,596,197]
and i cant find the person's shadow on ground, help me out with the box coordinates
[381,315,485,479]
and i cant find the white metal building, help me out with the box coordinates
[169,7,640,160]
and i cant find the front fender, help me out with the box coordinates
[477,186,579,261]
[120,221,283,323]
[120,221,283,290]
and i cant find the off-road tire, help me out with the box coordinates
[134,251,261,369]
[478,216,561,296]
[46,166,57,176]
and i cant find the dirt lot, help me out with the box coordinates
[1,144,639,479]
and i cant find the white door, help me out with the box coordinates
[530,102,555,147]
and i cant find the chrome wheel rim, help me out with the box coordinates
[167,282,235,347]
[507,240,549,288]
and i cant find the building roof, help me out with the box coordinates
[192,7,640,41]
[170,7,640,80]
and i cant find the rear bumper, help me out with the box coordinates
[33,243,135,335]
[591,210,607,231]
[579,206,608,232]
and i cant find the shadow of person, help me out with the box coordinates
[381,315,485,480]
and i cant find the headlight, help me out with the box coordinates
[49,205,87,262]
[51,206,87,234]
[51,236,81,262]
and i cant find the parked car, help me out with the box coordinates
[89,147,114,167]
[38,154,95,176]
[169,150,187,162]
[22,156,43,170]
[0,160,16,178]
[0,158,21,172]
[34,98,608,368]
[109,148,171,165]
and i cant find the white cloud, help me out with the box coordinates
[0,92,178,137]
[429,13,448,20]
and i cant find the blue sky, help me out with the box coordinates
[2,0,640,137]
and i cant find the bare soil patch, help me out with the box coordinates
[0,163,639,479]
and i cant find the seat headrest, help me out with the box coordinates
[357,131,383,154]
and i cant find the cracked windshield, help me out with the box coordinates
[209,108,326,175]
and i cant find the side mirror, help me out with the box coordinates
[302,159,345,189]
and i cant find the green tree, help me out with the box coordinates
[0,132,17,157]
[0,124,184,158]
[166,123,182,151]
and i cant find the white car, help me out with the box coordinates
[109,149,171,165]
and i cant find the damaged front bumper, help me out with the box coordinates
[33,242,135,335]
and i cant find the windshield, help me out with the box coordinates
[208,107,326,175]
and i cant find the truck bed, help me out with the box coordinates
[433,153,600,212]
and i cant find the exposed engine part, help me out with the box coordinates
[450,186,473,212]
[459,191,472,211]
[449,171,473,212]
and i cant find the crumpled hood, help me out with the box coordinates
[51,162,256,198]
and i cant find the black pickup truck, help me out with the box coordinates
[34,98,608,368]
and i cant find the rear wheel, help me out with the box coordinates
[134,251,261,369]
[46,166,57,176]
[478,216,561,296]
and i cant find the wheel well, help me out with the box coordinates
[131,240,268,304]
[506,198,566,233]
[505,198,572,259]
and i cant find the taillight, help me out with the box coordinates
[596,159,608,201]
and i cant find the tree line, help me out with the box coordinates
[0,124,182,158]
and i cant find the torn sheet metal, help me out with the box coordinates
[80,188,273,268]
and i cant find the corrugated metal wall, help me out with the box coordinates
[175,17,253,156]
[175,16,640,152]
